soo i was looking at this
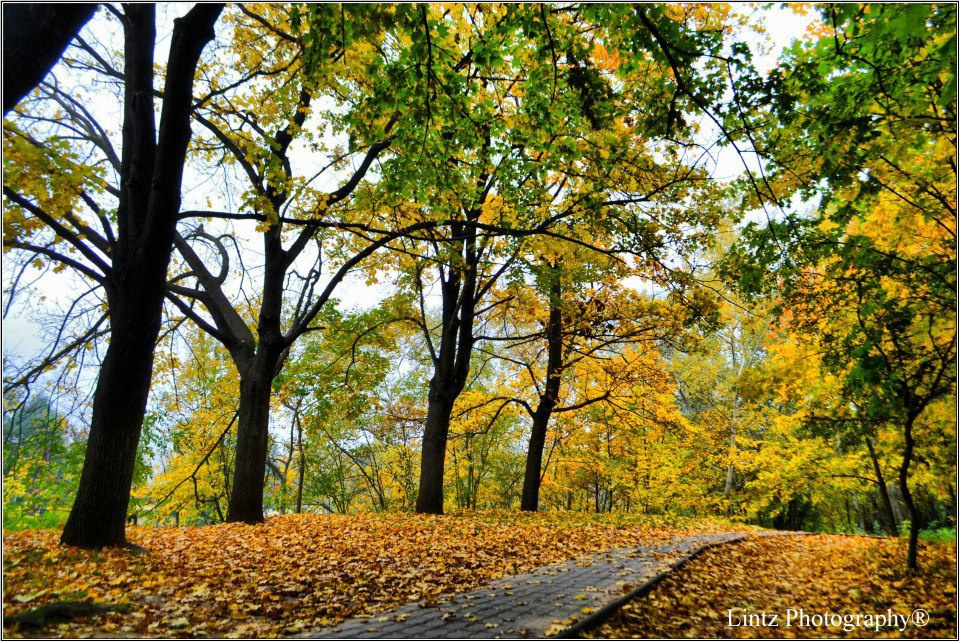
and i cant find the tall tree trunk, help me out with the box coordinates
[226,366,274,523]
[60,301,161,547]
[414,214,479,515]
[521,270,563,511]
[296,414,305,514]
[225,221,288,523]
[866,437,898,536]
[416,383,456,514]
[60,4,222,548]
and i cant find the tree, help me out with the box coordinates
[359,4,573,514]
[376,3,738,514]
[493,251,713,512]
[2,394,84,529]
[167,5,433,523]
[2,3,97,114]
[4,4,223,547]
[731,3,956,569]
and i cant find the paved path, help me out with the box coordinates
[301,532,753,639]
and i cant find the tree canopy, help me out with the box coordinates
[2,3,955,575]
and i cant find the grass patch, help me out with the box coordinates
[920,527,956,543]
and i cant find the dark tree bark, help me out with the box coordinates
[61,299,162,547]
[224,229,287,523]
[60,3,223,548]
[227,361,277,523]
[3,3,97,114]
[521,269,563,512]
[417,385,458,514]
[898,411,921,571]
[415,216,481,515]
[514,257,645,512]
[173,212,415,523]
[168,13,414,523]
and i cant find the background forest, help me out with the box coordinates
[2,2,955,577]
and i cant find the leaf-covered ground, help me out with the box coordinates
[591,534,957,638]
[3,511,745,638]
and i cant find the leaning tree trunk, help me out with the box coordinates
[521,272,563,512]
[866,437,899,537]
[60,4,222,548]
[898,412,921,571]
[521,408,552,511]
[3,3,97,113]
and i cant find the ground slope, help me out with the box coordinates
[3,511,745,638]
[590,534,957,638]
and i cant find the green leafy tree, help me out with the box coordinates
[2,395,84,529]
[730,3,956,569]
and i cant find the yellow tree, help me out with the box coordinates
[135,326,239,525]
[4,4,224,547]
[731,3,955,568]
[540,345,689,513]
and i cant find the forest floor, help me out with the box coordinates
[2,511,747,638]
[589,533,957,639]
[306,531,752,639]
[2,514,954,639]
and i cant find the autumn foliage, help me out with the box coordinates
[3,512,743,637]
[592,535,957,638]
[0,2,956,638]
